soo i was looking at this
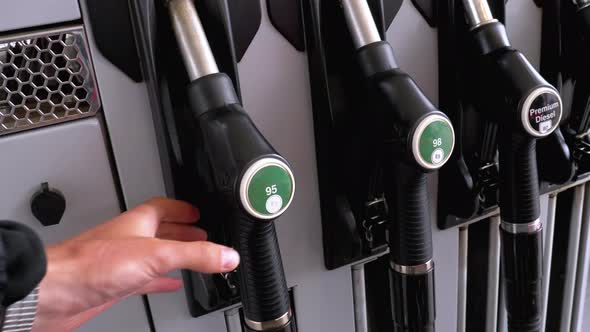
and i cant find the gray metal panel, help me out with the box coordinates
[571,182,590,332]
[583,288,590,331]
[0,0,81,33]
[457,228,468,332]
[561,186,586,332]
[78,0,167,209]
[505,0,543,69]
[486,216,501,332]
[0,118,150,331]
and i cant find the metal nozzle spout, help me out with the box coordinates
[462,0,496,28]
[340,0,382,49]
[168,0,219,81]
[574,0,590,9]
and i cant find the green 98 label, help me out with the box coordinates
[245,164,294,218]
[417,119,454,168]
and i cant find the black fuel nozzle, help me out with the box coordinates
[341,1,456,331]
[168,1,294,330]
[575,0,590,36]
[461,1,563,331]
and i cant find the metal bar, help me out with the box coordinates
[0,24,84,44]
[560,185,586,332]
[548,176,590,196]
[461,0,496,28]
[352,264,368,332]
[168,0,219,81]
[486,216,501,332]
[571,182,590,331]
[225,308,243,332]
[458,227,468,332]
[340,0,381,49]
[541,193,558,332]
[498,282,507,332]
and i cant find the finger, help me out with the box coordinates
[75,198,200,240]
[156,224,208,242]
[135,277,183,295]
[150,240,240,275]
[135,197,200,223]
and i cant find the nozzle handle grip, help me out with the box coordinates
[232,213,292,329]
[385,163,433,266]
[501,229,543,332]
[498,134,540,225]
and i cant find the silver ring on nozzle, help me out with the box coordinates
[501,219,542,235]
[244,311,292,331]
[391,260,434,275]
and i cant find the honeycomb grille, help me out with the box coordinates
[0,26,100,135]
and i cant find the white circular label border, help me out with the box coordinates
[239,158,296,220]
[411,114,456,170]
[520,87,563,138]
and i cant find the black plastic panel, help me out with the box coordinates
[226,0,262,61]
[85,0,143,82]
[537,0,590,193]
[300,1,413,269]
[436,0,506,229]
[411,0,436,27]
[267,0,305,51]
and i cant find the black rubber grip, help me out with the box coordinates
[580,5,590,39]
[231,212,291,326]
[498,133,541,224]
[389,268,436,332]
[501,229,543,332]
[386,162,434,266]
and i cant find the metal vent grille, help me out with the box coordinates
[0,26,100,135]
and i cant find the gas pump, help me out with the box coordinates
[340,1,454,331]
[141,1,298,331]
[296,0,455,330]
[458,0,562,330]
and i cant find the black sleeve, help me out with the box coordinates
[0,221,47,307]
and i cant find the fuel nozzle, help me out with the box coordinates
[461,0,563,331]
[341,1,456,331]
[575,0,590,10]
[167,1,294,330]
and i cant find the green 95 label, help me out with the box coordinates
[241,160,295,219]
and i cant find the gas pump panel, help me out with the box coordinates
[0,3,157,331]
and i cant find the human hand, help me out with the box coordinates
[32,198,240,332]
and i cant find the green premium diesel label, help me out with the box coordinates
[418,120,453,167]
[247,165,294,216]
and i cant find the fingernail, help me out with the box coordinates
[221,248,240,270]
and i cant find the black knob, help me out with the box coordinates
[30,183,66,227]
